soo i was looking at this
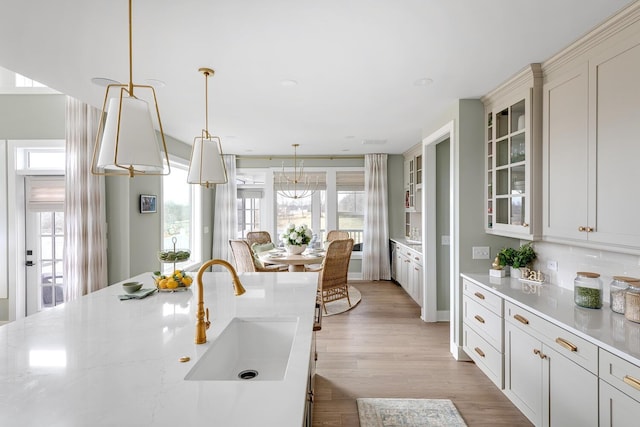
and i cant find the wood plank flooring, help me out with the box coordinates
[312,280,532,427]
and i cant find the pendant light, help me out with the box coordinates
[275,144,318,199]
[187,67,228,187]
[91,0,170,177]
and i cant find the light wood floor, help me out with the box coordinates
[312,280,532,427]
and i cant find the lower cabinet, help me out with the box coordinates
[599,348,640,427]
[391,241,423,306]
[504,302,598,427]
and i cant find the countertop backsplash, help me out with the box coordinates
[530,241,640,303]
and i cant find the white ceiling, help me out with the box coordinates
[0,0,634,156]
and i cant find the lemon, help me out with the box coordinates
[182,276,193,287]
[166,279,179,289]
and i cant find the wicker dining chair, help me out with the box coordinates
[246,231,273,247]
[229,240,284,273]
[326,230,349,241]
[318,238,354,313]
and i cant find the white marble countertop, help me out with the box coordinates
[0,272,319,426]
[390,237,423,253]
[462,273,640,366]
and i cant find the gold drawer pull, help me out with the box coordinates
[514,314,529,325]
[555,337,578,352]
[623,375,640,391]
[474,315,485,324]
[474,347,485,358]
[474,292,485,300]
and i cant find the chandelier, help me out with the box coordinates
[187,67,227,188]
[91,0,170,177]
[275,144,318,199]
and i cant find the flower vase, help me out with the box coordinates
[286,244,306,255]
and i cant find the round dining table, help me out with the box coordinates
[259,250,325,272]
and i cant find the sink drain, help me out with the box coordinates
[238,369,259,380]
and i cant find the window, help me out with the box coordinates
[276,171,326,245]
[336,171,365,248]
[237,189,263,238]
[162,162,201,272]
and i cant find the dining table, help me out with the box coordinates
[259,249,325,272]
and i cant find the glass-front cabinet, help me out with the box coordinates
[483,64,542,240]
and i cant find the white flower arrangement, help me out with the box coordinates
[280,223,313,246]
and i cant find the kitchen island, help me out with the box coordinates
[0,272,319,426]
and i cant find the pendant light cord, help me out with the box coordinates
[128,0,134,95]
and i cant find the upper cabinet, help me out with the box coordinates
[543,5,640,252]
[404,145,422,213]
[482,64,543,240]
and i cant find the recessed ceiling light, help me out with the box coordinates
[414,77,433,87]
[90,77,120,87]
[280,79,298,87]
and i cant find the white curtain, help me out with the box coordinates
[211,154,237,270]
[363,153,391,280]
[63,97,108,299]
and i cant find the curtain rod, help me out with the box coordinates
[235,154,365,160]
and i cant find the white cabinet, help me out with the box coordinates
[483,63,543,240]
[462,279,504,388]
[504,301,598,427]
[599,348,640,427]
[543,20,640,250]
[391,241,423,307]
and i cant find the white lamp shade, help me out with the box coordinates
[96,97,163,171]
[187,137,228,184]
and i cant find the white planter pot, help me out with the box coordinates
[286,244,306,255]
[511,268,522,279]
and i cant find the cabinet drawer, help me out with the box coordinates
[505,301,598,374]
[463,326,503,389]
[462,279,502,316]
[463,296,502,351]
[599,379,640,427]
[600,348,640,403]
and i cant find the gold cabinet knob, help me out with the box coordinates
[522,223,529,227]
[578,226,586,232]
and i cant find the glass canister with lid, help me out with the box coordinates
[610,276,638,314]
[574,272,602,309]
[625,281,640,323]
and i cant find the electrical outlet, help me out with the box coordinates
[547,260,558,271]
[472,246,490,260]
[441,235,450,246]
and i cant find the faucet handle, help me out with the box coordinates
[205,308,211,330]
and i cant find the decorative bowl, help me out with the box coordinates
[122,282,143,294]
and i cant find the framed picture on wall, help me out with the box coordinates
[140,194,157,213]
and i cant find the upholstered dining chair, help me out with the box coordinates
[318,238,354,313]
[246,231,273,247]
[229,240,285,273]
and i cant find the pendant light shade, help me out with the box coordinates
[96,97,164,172]
[91,0,170,177]
[187,67,228,187]
[187,136,227,187]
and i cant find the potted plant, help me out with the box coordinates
[280,223,313,254]
[511,242,537,278]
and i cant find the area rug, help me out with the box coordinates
[357,398,467,427]
[323,285,361,316]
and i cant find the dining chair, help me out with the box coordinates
[246,231,273,247]
[229,240,285,273]
[318,238,354,313]
[326,230,349,241]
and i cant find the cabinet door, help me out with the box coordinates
[543,64,589,241]
[409,261,423,306]
[543,345,597,427]
[599,379,640,427]
[590,38,640,247]
[504,322,543,426]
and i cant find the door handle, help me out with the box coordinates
[25,261,35,267]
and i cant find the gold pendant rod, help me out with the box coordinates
[128,0,133,95]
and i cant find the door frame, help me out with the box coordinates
[421,122,457,334]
